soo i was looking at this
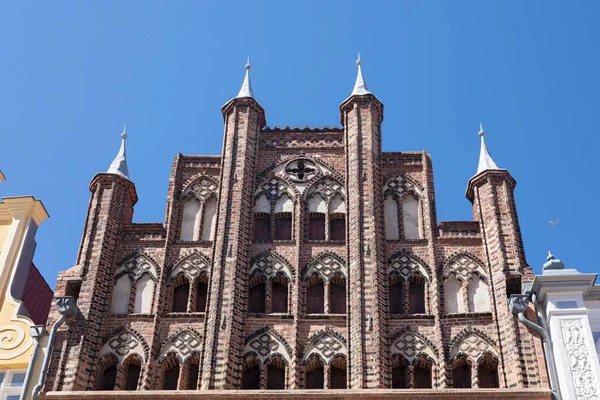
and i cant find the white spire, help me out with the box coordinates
[476,123,500,174]
[106,125,130,180]
[236,57,254,99]
[351,53,371,96]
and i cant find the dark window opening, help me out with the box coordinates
[196,281,208,312]
[478,365,499,388]
[254,213,271,242]
[506,274,522,299]
[248,283,266,314]
[66,280,82,301]
[275,212,292,240]
[242,366,260,389]
[330,280,346,314]
[101,365,117,391]
[267,364,285,389]
[391,364,407,389]
[408,281,425,314]
[414,365,432,388]
[272,281,288,313]
[125,364,141,390]
[163,365,180,390]
[305,366,324,389]
[308,213,326,241]
[330,364,347,389]
[172,282,189,312]
[330,214,346,242]
[452,363,471,388]
[187,363,200,390]
[307,281,324,314]
[389,282,403,314]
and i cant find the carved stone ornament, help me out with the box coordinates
[285,159,318,182]
[244,331,292,364]
[560,319,599,399]
[100,331,146,362]
[160,330,202,363]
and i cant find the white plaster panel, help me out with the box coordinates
[201,197,217,241]
[275,194,293,213]
[308,194,327,213]
[384,195,399,240]
[468,275,490,312]
[180,198,201,241]
[254,194,270,213]
[402,194,420,240]
[134,273,154,314]
[111,275,131,314]
[444,274,463,314]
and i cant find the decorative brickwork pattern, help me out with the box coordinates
[41,85,549,399]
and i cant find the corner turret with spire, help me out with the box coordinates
[221,58,266,128]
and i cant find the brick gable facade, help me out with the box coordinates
[40,86,550,399]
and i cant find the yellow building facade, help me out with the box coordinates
[0,171,50,400]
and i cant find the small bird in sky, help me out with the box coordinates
[549,219,559,226]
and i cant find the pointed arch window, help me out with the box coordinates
[305,355,324,389]
[274,194,293,240]
[124,364,141,390]
[134,273,154,313]
[253,181,295,242]
[307,179,346,242]
[444,255,491,314]
[195,272,209,312]
[384,176,424,240]
[111,275,131,315]
[330,356,347,389]
[163,364,180,390]
[478,353,499,388]
[306,274,325,314]
[452,356,472,388]
[101,365,117,391]
[242,357,261,390]
[172,275,190,313]
[266,357,286,389]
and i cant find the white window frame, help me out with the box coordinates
[0,369,27,400]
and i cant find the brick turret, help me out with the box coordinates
[201,61,266,389]
[339,56,385,388]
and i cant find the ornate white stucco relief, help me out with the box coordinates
[560,319,599,400]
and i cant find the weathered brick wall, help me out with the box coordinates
[42,94,546,396]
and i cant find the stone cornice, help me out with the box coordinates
[221,97,266,128]
[465,169,516,202]
[0,196,49,225]
[339,93,384,124]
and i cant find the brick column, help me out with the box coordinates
[201,97,266,389]
[467,170,533,388]
[340,93,385,388]
[51,174,137,391]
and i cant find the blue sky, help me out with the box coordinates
[1,1,599,284]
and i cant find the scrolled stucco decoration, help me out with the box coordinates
[443,254,487,282]
[159,330,202,364]
[100,331,146,363]
[170,252,209,282]
[0,324,30,360]
[243,330,292,364]
[391,329,437,363]
[304,330,347,364]
[250,252,294,281]
[115,253,159,281]
[304,253,346,281]
[388,251,431,281]
[560,319,599,399]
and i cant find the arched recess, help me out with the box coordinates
[158,330,203,390]
[390,328,438,388]
[383,175,424,240]
[179,175,218,241]
[99,329,148,365]
[305,176,346,242]
[387,250,431,315]
[443,253,491,313]
[303,329,348,389]
[242,328,293,390]
[449,327,498,367]
[169,252,211,312]
[111,253,159,314]
[253,177,296,242]
[303,253,347,315]
[249,252,294,314]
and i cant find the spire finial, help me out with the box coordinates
[236,57,254,99]
[543,250,565,271]
[476,123,500,174]
[107,127,130,180]
[351,53,371,96]
[547,250,555,261]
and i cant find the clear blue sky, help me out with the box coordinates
[2,1,599,285]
